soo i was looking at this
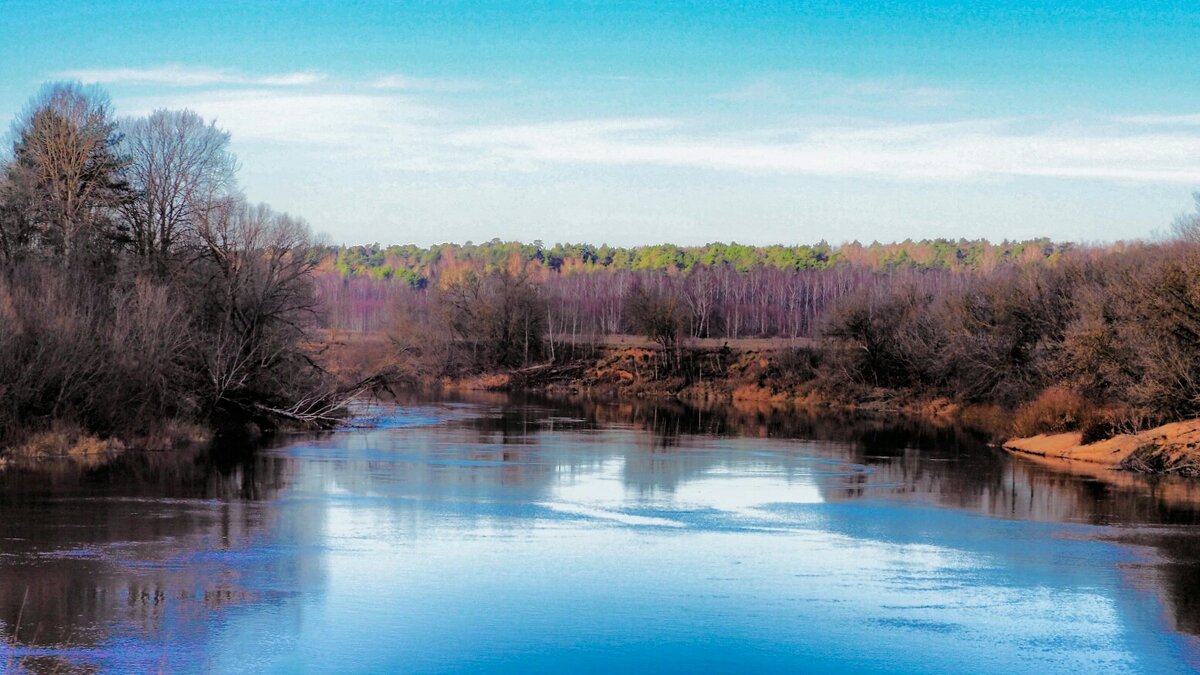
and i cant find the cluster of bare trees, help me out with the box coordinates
[381,262,548,375]
[0,82,337,446]
[315,197,1200,440]
[823,228,1200,435]
[316,262,877,346]
[539,265,873,342]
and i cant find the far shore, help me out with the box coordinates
[316,330,1200,480]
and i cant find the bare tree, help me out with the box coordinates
[119,109,238,272]
[1172,192,1200,244]
[190,200,333,423]
[6,82,127,263]
[625,277,692,351]
[433,264,547,370]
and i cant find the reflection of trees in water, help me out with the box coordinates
[1108,528,1200,640]
[7,391,1200,664]
[0,441,317,671]
[1156,536,1200,637]
[403,391,1200,521]
[507,393,1200,522]
[428,391,1200,638]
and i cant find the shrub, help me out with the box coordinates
[1011,387,1092,438]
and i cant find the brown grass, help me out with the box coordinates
[1,419,209,468]
[8,423,125,463]
[136,419,212,450]
[1011,387,1092,438]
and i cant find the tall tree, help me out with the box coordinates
[5,82,127,263]
[119,109,238,272]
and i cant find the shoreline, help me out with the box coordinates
[16,337,1199,482]
[420,341,1200,480]
[1003,420,1200,478]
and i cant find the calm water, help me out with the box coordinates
[3,394,1200,673]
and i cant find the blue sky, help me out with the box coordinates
[3,0,1200,245]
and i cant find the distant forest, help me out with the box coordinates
[315,237,1070,339]
[326,238,1067,281]
[316,220,1200,442]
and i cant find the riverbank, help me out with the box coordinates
[0,421,213,468]
[1004,420,1200,477]
[320,332,1200,479]
[449,341,980,418]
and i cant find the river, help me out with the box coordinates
[2,393,1199,673]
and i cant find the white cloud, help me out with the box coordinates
[450,116,1200,183]
[58,65,326,87]
[1115,113,1200,127]
[715,72,960,108]
[111,74,1200,184]
[371,74,482,92]
[123,89,487,172]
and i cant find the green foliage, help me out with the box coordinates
[322,238,1064,281]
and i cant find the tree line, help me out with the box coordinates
[316,237,1069,346]
[318,204,1200,440]
[315,238,1065,369]
[0,82,340,449]
[324,237,1065,281]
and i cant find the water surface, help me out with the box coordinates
[2,394,1200,673]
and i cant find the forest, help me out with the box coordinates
[5,80,1200,452]
[315,237,1069,338]
[316,218,1200,442]
[0,82,343,452]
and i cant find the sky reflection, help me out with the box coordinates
[2,395,1200,673]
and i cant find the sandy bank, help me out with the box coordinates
[1004,419,1200,476]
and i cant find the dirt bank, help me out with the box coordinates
[499,341,820,404]
[323,332,1200,479]
[424,341,994,433]
[1004,419,1200,477]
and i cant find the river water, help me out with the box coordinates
[2,394,1200,673]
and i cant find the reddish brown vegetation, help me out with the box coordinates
[316,219,1200,451]
[0,83,343,453]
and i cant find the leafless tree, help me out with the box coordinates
[433,264,547,370]
[1172,192,1200,244]
[5,82,127,263]
[189,200,335,424]
[625,277,692,351]
[119,109,239,272]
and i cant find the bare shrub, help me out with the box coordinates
[1011,387,1091,438]
[821,275,943,390]
[625,277,693,352]
[435,263,547,371]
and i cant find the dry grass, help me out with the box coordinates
[136,419,212,450]
[1,419,209,468]
[8,423,125,464]
[1011,387,1092,438]
[440,372,512,391]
